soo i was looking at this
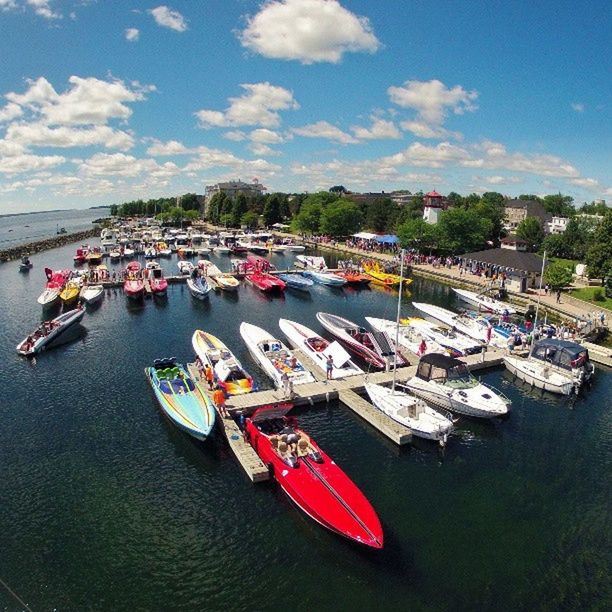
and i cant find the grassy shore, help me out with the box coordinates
[569,286,612,310]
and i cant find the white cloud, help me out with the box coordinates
[381,142,472,168]
[223,130,247,141]
[149,5,187,32]
[351,117,401,140]
[146,139,190,156]
[292,120,358,144]
[480,175,522,185]
[400,120,462,140]
[0,102,23,123]
[571,102,585,113]
[249,128,285,144]
[248,143,277,156]
[569,177,600,191]
[183,146,281,175]
[0,1,18,11]
[125,28,140,42]
[239,0,380,64]
[195,82,299,128]
[0,153,65,175]
[78,152,181,178]
[26,0,61,20]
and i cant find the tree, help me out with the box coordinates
[231,193,248,227]
[544,260,573,289]
[518,194,542,202]
[262,193,282,226]
[436,207,492,253]
[516,217,545,251]
[241,210,259,230]
[184,209,200,222]
[579,201,608,216]
[585,210,612,281]
[397,218,440,252]
[329,185,347,193]
[541,233,572,259]
[481,192,505,207]
[365,197,391,233]
[319,201,363,236]
[292,201,323,234]
[446,192,463,207]
[543,193,574,217]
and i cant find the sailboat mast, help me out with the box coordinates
[530,250,547,356]
[392,249,405,392]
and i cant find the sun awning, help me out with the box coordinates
[353,232,378,240]
[375,234,399,243]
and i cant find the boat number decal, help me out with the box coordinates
[282,470,289,477]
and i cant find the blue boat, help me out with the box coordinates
[277,273,314,291]
[145,358,216,441]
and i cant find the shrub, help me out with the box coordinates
[592,288,605,302]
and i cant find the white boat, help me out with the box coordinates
[213,245,231,254]
[198,261,240,291]
[178,261,195,275]
[365,382,454,443]
[123,247,135,258]
[365,316,447,357]
[239,322,316,389]
[144,247,157,259]
[100,229,117,247]
[109,249,122,260]
[186,277,211,300]
[282,240,305,251]
[453,288,516,315]
[279,318,362,379]
[404,353,511,419]
[16,307,86,356]
[37,286,61,306]
[295,254,327,270]
[504,338,594,395]
[401,317,484,357]
[79,284,104,304]
[302,270,347,286]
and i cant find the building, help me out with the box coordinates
[503,199,551,233]
[423,190,445,224]
[546,216,570,234]
[204,180,267,211]
[500,236,529,251]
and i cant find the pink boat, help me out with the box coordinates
[246,270,286,293]
[124,261,144,299]
[149,268,168,295]
[37,268,71,306]
[73,246,89,264]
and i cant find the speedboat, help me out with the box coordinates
[16,306,85,356]
[19,255,33,272]
[178,261,194,275]
[124,261,143,299]
[401,317,483,357]
[365,382,454,444]
[282,239,305,251]
[295,255,327,270]
[73,247,89,264]
[199,262,240,291]
[187,277,211,300]
[79,284,104,305]
[403,354,511,418]
[279,318,362,378]
[338,270,371,285]
[453,288,516,315]
[59,281,81,306]
[146,261,168,295]
[192,330,255,395]
[213,245,231,254]
[244,403,383,549]
[362,260,409,288]
[240,322,315,388]
[37,268,70,307]
[277,273,313,291]
[302,270,347,286]
[503,338,594,395]
[145,358,215,441]
[144,247,157,259]
[86,248,103,265]
[316,312,406,369]
[365,316,447,357]
[109,249,122,261]
[245,270,286,293]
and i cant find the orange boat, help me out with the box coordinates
[338,270,371,285]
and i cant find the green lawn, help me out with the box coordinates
[569,286,612,311]
[549,257,580,269]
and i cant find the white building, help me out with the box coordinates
[547,216,570,234]
[422,190,445,224]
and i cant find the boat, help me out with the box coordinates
[16,306,85,356]
[198,261,240,291]
[316,312,407,369]
[362,260,409,288]
[19,255,33,272]
[239,322,315,388]
[503,338,594,395]
[338,270,371,285]
[85,248,103,265]
[365,382,454,444]
[37,268,70,306]
[213,244,231,254]
[146,262,168,295]
[123,261,144,299]
[245,270,286,293]
[244,403,383,548]
[79,284,104,305]
[73,246,89,264]
[123,247,135,258]
[295,254,327,270]
[59,281,81,306]
[302,270,347,286]
[192,330,255,395]
[400,317,484,357]
[277,273,313,291]
[109,249,122,261]
[279,318,363,378]
[452,288,517,315]
[281,239,306,251]
[246,254,276,271]
[187,276,211,300]
[144,358,216,441]
[365,316,447,357]
[403,353,511,418]
[144,247,157,259]
[178,261,195,275]
[100,228,117,247]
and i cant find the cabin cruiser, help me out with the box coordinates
[100,228,117,247]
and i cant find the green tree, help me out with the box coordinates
[544,260,573,289]
[541,233,572,259]
[231,194,248,227]
[560,216,599,260]
[262,193,282,226]
[319,201,363,236]
[585,210,612,281]
[184,209,200,223]
[516,217,545,251]
[481,192,505,207]
[579,201,608,215]
[543,193,574,217]
[365,197,391,232]
[518,194,543,202]
[329,185,347,193]
[436,207,492,253]
[446,192,463,207]
[292,201,323,234]
[241,210,259,230]
[397,218,440,252]
[219,212,233,228]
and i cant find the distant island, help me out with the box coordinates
[0,206,110,219]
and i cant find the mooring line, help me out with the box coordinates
[0,575,33,612]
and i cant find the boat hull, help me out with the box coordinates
[16,308,85,355]
[503,356,575,395]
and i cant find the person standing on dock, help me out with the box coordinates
[281,371,290,397]
[213,385,228,418]
[326,354,334,380]
[204,363,214,390]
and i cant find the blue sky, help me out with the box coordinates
[0,0,610,214]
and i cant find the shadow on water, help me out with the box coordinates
[125,297,146,314]
[152,294,169,308]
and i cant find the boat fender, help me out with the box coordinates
[325,391,330,403]
[308,396,314,406]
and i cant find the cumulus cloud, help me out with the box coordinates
[249,128,285,144]
[0,153,65,175]
[239,0,380,64]
[292,120,358,144]
[26,0,61,20]
[350,117,401,140]
[0,1,18,11]
[149,5,187,32]
[195,82,299,128]
[480,175,523,185]
[400,120,462,141]
[381,142,472,168]
[0,102,23,123]
[125,28,140,42]
[569,177,601,191]
[223,130,247,141]
[146,139,190,156]
[183,146,281,175]
[78,152,180,179]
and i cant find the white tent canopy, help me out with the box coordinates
[353,232,378,240]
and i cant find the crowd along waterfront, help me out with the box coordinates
[0,235,610,610]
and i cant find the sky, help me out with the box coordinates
[0,0,610,214]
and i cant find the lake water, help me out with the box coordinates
[0,238,610,611]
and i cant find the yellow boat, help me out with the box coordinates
[362,260,412,288]
[59,281,81,305]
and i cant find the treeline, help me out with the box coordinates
[109,193,202,224]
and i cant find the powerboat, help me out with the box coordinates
[124,261,144,299]
[338,270,371,285]
[365,382,454,444]
[86,248,103,265]
[192,330,255,395]
[145,358,215,441]
[295,255,327,270]
[281,239,305,251]
[453,288,517,315]
[146,263,168,296]
[73,247,89,264]
[279,318,362,379]
[302,270,347,287]
[187,277,211,300]
[504,338,594,395]
[403,354,511,418]
[277,273,313,291]
[59,281,81,306]
[240,322,316,388]
[178,261,195,275]
[401,317,484,357]
[37,268,70,307]
[199,261,240,291]
[79,284,104,305]
[100,228,117,247]
[244,403,383,548]
[19,255,33,272]
[245,270,286,293]
[362,261,409,288]
[365,316,447,357]
[316,312,407,369]
[16,306,85,356]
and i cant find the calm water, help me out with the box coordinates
[0,239,610,611]
[0,208,109,249]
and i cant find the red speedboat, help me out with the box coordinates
[245,404,383,549]
[146,263,168,295]
[73,246,89,264]
[246,254,276,271]
[124,261,144,299]
[246,270,286,293]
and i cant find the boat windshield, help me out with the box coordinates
[443,365,478,389]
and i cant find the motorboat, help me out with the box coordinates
[365,316,447,357]
[73,246,89,264]
[503,338,594,395]
[246,254,276,271]
[213,244,231,254]
[281,239,305,251]
[295,255,327,270]
[244,403,383,549]
[401,317,483,357]
[279,318,362,379]
[178,261,195,275]
[199,261,240,291]
[403,354,511,418]
[59,281,81,306]
[177,246,195,258]
[187,276,211,300]
[37,268,70,306]
[16,306,85,356]
[19,255,33,272]
[123,247,135,258]
[100,228,117,247]
[302,270,347,286]
[144,247,157,259]
[338,270,371,285]
[79,284,104,305]
[124,261,144,299]
[316,312,407,369]
[245,270,286,293]
[145,358,215,441]
[362,260,409,288]
[240,322,315,388]
[86,248,103,265]
[277,273,313,291]
[365,382,454,444]
[192,330,255,395]
[109,249,122,261]
[146,263,168,295]
[452,288,517,315]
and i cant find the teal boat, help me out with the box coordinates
[145,358,216,441]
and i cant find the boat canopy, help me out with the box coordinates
[251,402,294,423]
[374,234,399,244]
[531,339,589,370]
[416,353,466,381]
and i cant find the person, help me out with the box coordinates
[281,423,299,453]
[237,410,247,441]
[326,354,334,380]
[288,355,297,369]
[506,334,514,354]
[280,371,290,397]
[556,289,561,304]
[418,339,427,356]
[204,364,214,390]
[212,385,228,418]
[485,324,493,345]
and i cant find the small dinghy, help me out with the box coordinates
[17,306,85,356]
[19,255,33,272]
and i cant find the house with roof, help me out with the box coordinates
[503,199,551,233]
